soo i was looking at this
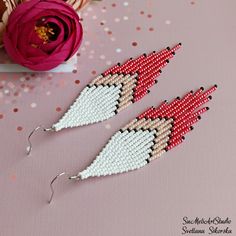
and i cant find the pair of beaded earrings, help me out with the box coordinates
[27,43,217,203]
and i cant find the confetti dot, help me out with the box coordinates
[73,69,77,73]
[0,114,3,119]
[106,61,112,65]
[46,91,51,96]
[4,89,9,94]
[191,1,195,4]
[92,70,97,75]
[136,26,141,31]
[30,103,37,108]
[23,88,29,93]
[115,18,120,22]
[123,16,129,20]
[75,80,80,85]
[105,124,111,129]
[147,14,152,18]
[13,108,18,112]
[149,27,154,31]
[165,20,171,25]
[85,41,90,46]
[123,2,129,6]
[100,55,106,60]
[104,27,109,32]
[112,3,116,7]
[140,11,144,15]
[111,37,116,41]
[92,15,97,20]
[56,107,62,112]
[10,174,16,181]
[116,48,122,53]
[17,126,23,131]
[132,42,138,47]
[101,7,106,13]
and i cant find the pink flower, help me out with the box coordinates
[3,0,83,71]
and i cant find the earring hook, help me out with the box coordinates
[27,126,54,155]
[49,172,80,204]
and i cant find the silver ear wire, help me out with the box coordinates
[27,126,55,155]
[49,172,80,204]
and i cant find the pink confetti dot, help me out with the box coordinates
[105,124,111,129]
[56,107,62,112]
[140,11,144,15]
[149,27,154,31]
[112,3,116,7]
[30,103,37,108]
[92,70,97,75]
[17,126,23,131]
[165,20,171,25]
[0,114,3,119]
[10,174,16,181]
[147,14,152,18]
[136,26,141,31]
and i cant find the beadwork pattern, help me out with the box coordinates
[78,86,217,179]
[52,43,181,131]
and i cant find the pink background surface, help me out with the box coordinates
[0,0,236,235]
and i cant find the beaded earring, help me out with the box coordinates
[27,43,182,154]
[48,85,217,203]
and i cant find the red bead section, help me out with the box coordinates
[138,85,217,151]
[103,43,182,102]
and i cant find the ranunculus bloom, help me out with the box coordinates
[3,0,83,71]
[0,0,17,47]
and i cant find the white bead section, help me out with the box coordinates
[53,85,122,131]
[79,130,156,179]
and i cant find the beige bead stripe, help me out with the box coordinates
[91,74,112,86]
[149,150,166,162]
[104,74,124,85]
[89,74,104,85]
[117,101,133,113]
[122,119,138,131]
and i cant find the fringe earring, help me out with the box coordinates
[27,43,182,155]
[48,85,217,203]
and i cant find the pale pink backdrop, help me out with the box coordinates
[0,0,235,235]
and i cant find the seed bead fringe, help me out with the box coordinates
[78,85,217,179]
